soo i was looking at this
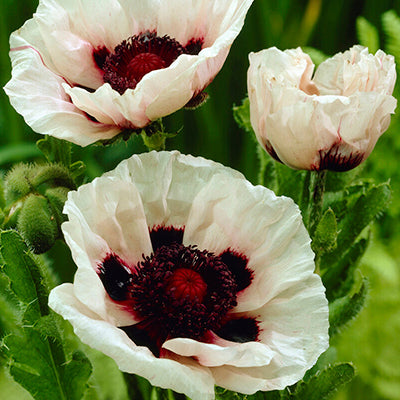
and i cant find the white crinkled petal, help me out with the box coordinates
[28,0,104,88]
[4,45,120,146]
[63,83,149,128]
[103,151,244,232]
[210,273,329,392]
[49,284,216,400]
[62,177,152,325]
[184,174,316,312]
[163,334,274,367]
[314,45,397,96]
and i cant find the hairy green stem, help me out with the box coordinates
[308,170,327,236]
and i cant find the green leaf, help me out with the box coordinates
[322,236,369,299]
[356,17,380,53]
[36,136,71,167]
[69,161,86,181]
[382,10,400,70]
[302,47,329,66]
[0,230,48,320]
[0,230,92,399]
[312,208,337,255]
[329,272,368,337]
[233,97,252,133]
[291,363,355,400]
[336,183,391,251]
[276,164,307,206]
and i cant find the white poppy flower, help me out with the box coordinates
[49,151,329,399]
[4,0,254,146]
[247,45,397,171]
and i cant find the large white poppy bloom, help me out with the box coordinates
[248,46,397,171]
[49,151,329,399]
[4,0,253,146]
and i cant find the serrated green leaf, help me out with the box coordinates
[0,230,48,320]
[329,273,368,337]
[337,183,391,251]
[0,230,92,399]
[312,208,337,255]
[291,363,354,400]
[233,97,252,134]
[63,351,93,400]
[356,17,380,53]
[0,175,5,210]
[322,236,369,300]
[37,136,71,167]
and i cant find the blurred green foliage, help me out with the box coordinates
[1,1,400,399]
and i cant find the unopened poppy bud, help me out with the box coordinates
[5,164,33,203]
[17,194,58,254]
[247,46,397,171]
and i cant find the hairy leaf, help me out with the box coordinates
[329,273,368,337]
[0,230,92,400]
[290,363,355,400]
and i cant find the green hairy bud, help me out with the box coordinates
[17,194,58,254]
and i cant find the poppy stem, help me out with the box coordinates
[308,169,327,237]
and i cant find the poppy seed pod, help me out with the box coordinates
[247,46,397,171]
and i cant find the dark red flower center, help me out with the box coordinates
[95,31,203,94]
[98,226,258,356]
[167,268,207,302]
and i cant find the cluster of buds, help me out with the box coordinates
[2,164,76,253]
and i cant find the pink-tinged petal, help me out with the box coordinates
[62,177,152,325]
[25,0,104,88]
[103,151,244,230]
[49,284,216,400]
[63,83,148,128]
[184,174,315,312]
[163,333,274,367]
[4,46,120,146]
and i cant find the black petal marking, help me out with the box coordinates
[216,318,259,343]
[149,226,184,252]
[219,249,253,292]
[121,323,160,357]
[98,254,132,301]
[317,144,364,171]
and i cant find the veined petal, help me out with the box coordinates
[163,333,274,367]
[184,174,315,312]
[103,151,244,230]
[211,274,328,392]
[4,44,120,146]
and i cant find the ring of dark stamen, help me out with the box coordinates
[149,226,184,252]
[129,243,238,340]
[101,31,203,94]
